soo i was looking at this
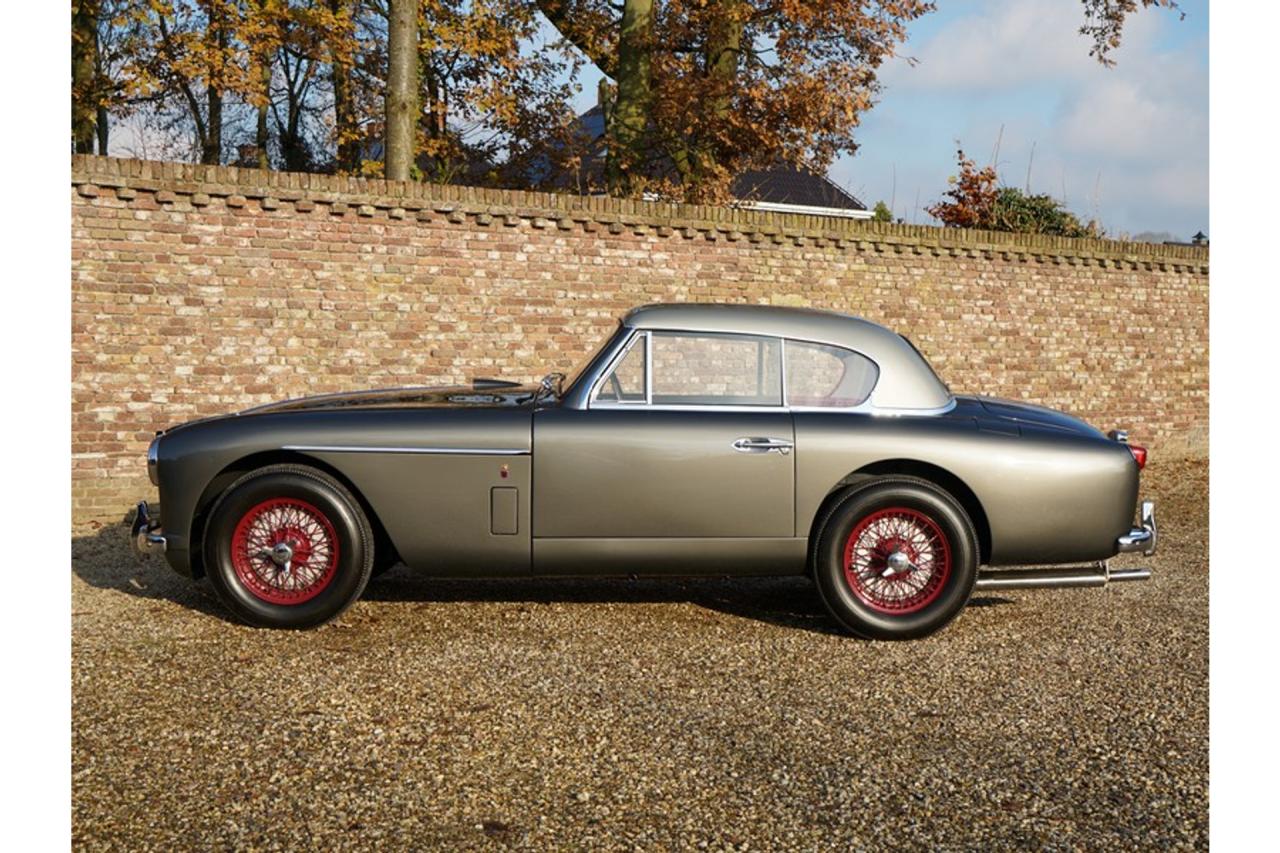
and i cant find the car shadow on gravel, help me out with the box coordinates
[73,522,1012,635]
[72,523,232,620]
[366,567,850,634]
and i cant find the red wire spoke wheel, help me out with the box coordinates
[204,465,374,629]
[841,506,953,615]
[230,497,340,605]
[815,479,977,639]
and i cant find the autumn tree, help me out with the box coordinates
[72,2,101,153]
[329,0,360,172]
[246,1,354,171]
[74,0,1181,187]
[416,0,582,184]
[1080,0,1182,66]
[245,0,282,168]
[537,0,933,200]
[927,149,1094,238]
[115,1,261,164]
[73,1,137,154]
[335,1,580,183]
[534,0,1184,200]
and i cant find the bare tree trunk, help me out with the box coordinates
[252,0,272,168]
[256,57,271,168]
[605,0,653,196]
[421,62,447,178]
[330,0,358,173]
[72,1,99,154]
[705,5,741,123]
[204,85,223,164]
[94,18,109,155]
[202,16,226,165]
[256,108,270,167]
[282,87,307,171]
[97,105,109,154]
[385,0,418,181]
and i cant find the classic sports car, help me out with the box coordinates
[133,303,1156,639]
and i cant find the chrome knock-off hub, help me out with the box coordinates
[258,541,295,576]
[883,549,913,579]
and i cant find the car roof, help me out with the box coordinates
[622,303,953,412]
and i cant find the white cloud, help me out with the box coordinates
[846,0,1208,237]
[884,0,1095,91]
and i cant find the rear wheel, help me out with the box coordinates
[813,477,977,640]
[203,464,374,628]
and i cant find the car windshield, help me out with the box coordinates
[561,322,621,396]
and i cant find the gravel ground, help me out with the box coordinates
[72,458,1208,850]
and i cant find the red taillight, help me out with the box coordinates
[1128,444,1148,470]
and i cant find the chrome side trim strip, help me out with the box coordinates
[283,444,530,456]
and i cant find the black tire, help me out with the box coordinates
[203,464,375,629]
[812,477,978,640]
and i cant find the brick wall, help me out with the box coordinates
[71,155,1209,522]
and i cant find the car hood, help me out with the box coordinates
[956,395,1104,438]
[238,384,539,415]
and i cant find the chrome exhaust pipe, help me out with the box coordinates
[974,562,1151,591]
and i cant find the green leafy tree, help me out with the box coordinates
[992,187,1094,237]
[871,200,892,223]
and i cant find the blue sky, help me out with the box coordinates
[834,0,1209,238]
[567,0,1208,240]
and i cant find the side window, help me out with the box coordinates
[785,340,879,407]
[591,334,647,406]
[651,333,782,406]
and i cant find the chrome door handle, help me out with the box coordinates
[732,437,793,455]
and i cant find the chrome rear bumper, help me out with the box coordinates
[131,501,167,557]
[1116,500,1157,556]
[975,563,1151,591]
[973,500,1157,592]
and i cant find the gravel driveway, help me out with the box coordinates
[72,458,1207,850]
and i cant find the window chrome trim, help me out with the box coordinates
[643,331,653,404]
[283,444,529,456]
[779,337,789,408]
[583,326,956,416]
[589,329,650,408]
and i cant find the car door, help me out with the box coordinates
[532,330,796,573]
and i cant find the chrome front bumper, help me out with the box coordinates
[131,501,167,557]
[1116,500,1157,556]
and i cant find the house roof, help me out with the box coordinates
[731,167,865,211]
[575,107,865,213]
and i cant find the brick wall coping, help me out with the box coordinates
[72,155,1210,274]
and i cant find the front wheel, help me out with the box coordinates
[813,477,978,640]
[203,464,375,629]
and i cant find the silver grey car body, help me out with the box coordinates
[141,303,1154,581]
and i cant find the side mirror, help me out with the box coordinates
[539,372,565,398]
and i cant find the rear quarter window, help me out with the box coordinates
[785,340,879,408]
